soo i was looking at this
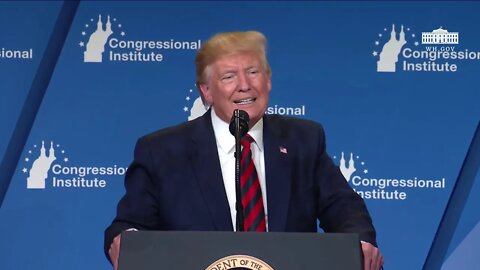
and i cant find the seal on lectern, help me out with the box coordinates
[205,255,274,270]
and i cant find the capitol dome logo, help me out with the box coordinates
[183,86,208,121]
[335,152,367,182]
[373,24,417,72]
[23,141,67,189]
[79,14,123,63]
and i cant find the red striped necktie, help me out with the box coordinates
[240,134,266,232]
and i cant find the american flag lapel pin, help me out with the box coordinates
[279,146,288,154]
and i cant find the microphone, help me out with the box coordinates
[229,109,249,232]
[229,109,249,137]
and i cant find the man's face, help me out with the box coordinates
[199,52,271,127]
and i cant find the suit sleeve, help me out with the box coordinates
[104,136,162,261]
[314,126,377,246]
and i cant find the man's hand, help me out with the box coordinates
[109,234,122,270]
[361,241,384,270]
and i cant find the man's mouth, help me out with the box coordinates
[234,97,256,105]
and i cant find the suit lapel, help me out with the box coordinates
[263,116,292,232]
[189,111,233,231]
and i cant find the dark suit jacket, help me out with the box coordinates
[104,111,376,259]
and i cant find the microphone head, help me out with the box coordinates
[229,109,250,137]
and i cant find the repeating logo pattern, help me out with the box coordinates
[78,14,201,63]
[183,87,308,121]
[333,151,446,200]
[373,24,480,73]
[21,140,126,190]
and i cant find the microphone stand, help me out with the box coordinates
[233,110,244,232]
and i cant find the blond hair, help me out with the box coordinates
[195,31,271,86]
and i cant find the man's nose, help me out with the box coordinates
[237,72,250,91]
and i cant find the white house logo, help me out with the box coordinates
[79,14,201,63]
[422,27,459,44]
[333,151,446,200]
[183,87,307,121]
[372,24,480,72]
[22,140,127,189]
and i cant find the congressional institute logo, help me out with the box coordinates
[333,151,446,200]
[22,140,126,190]
[372,24,480,72]
[183,87,308,121]
[205,255,274,270]
[78,14,200,63]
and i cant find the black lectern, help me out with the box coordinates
[118,231,362,270]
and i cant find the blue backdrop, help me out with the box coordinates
[1,1,479,269]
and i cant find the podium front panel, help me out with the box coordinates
[118,231,362,270]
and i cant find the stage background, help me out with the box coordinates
[1,1,479,269]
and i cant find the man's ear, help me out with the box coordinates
[198,83,212,105]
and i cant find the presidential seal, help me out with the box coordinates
[205,255,274,270]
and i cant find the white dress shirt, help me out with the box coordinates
[210,108,268,231]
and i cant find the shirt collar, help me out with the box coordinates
[211,107,264,154]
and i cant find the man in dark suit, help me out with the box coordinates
[105,31,384,270]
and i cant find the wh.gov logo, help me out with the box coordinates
[333,151,446,200]
[22,140,127,190]
[372,24,480,72]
